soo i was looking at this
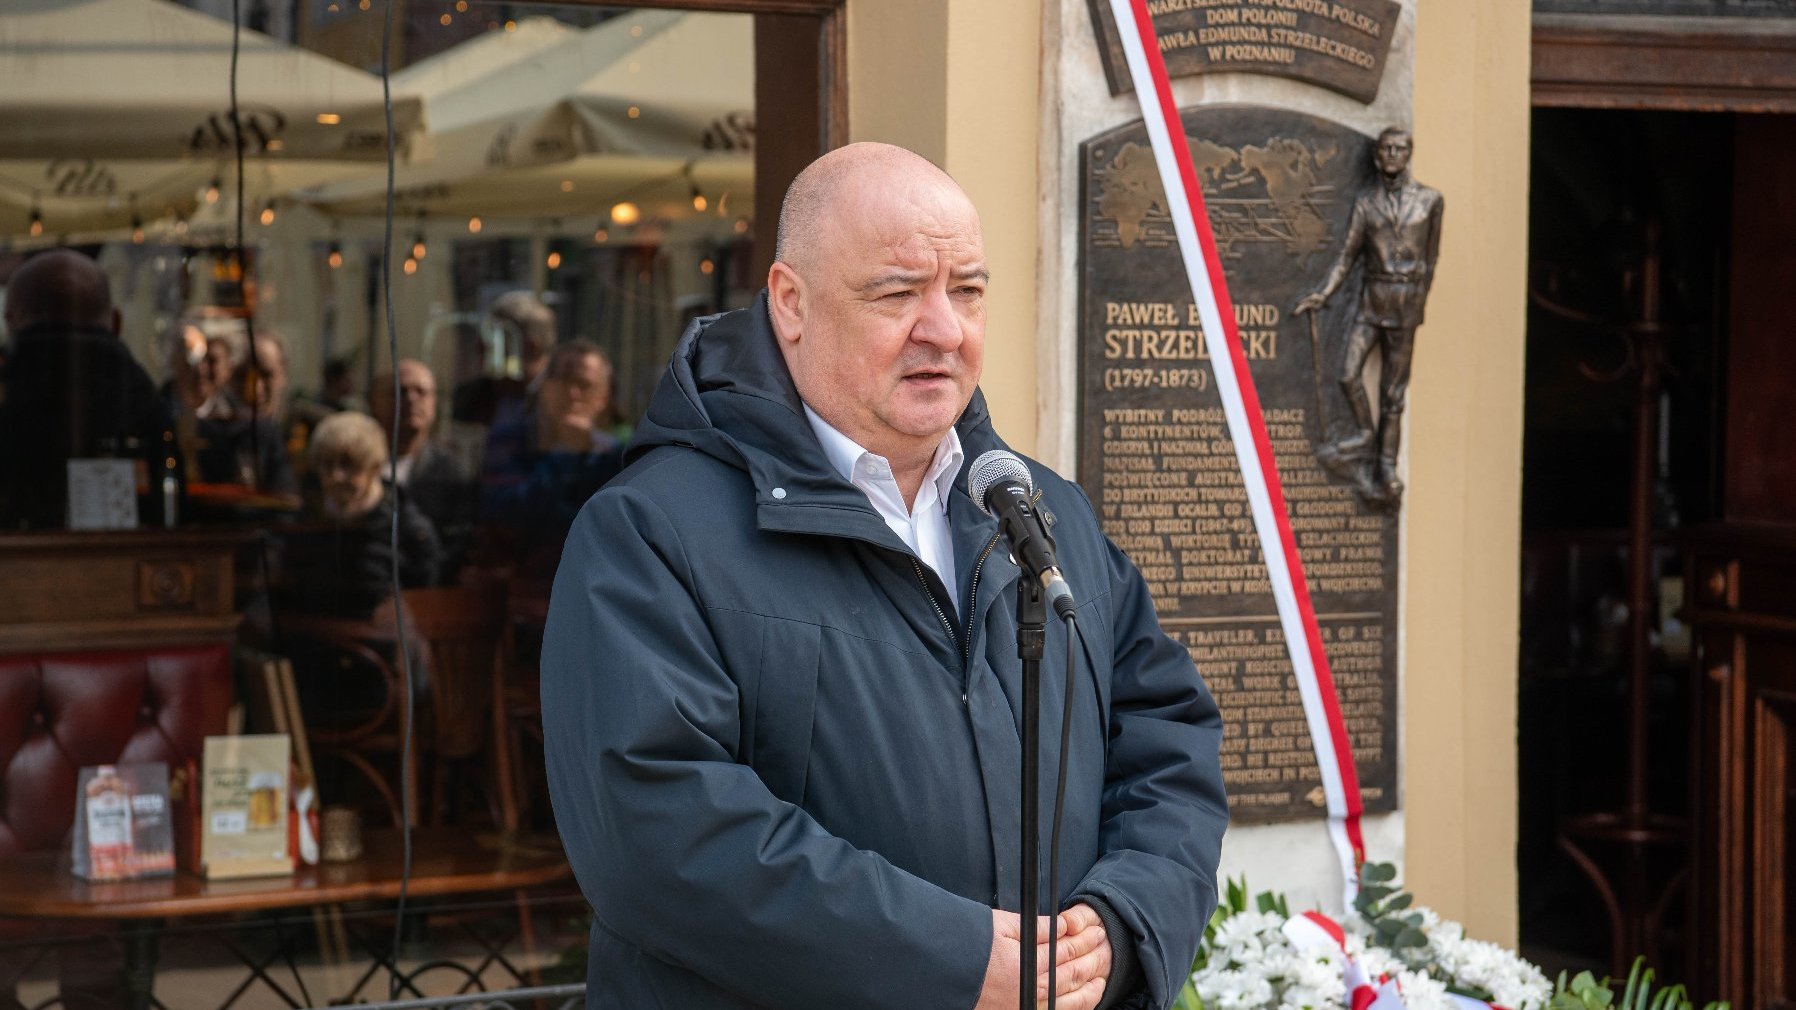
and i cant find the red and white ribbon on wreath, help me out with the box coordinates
[1104,0,1367,905]
[1282,912,1514,1010]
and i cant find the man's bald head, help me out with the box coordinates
[4,249,117,336]
[774,143,970,275]
[765,143,987,483]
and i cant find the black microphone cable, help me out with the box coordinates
[1046,613,1087,1010]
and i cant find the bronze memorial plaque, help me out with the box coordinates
[1078,107,1399,822]
[1087,0,1401,105]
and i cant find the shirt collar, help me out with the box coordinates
[802,404,964,512]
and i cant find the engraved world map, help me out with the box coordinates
[1094,135,1343,264]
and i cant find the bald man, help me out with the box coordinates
[0,249,180,528]
[543,144,1226,1010]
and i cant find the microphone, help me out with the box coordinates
[969,450,1077,622]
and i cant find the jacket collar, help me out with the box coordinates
[632,290,1009,554]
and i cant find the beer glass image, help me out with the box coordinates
[247,772,283,829]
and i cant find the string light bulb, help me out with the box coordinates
[402,256,418,276]
[593,228,609,244]
[259,202,276,226]
[412,235,427,260]
[546,250,563,270]
[28,203,43,238]
[690,185,708,213]
[204,176,222,204]
[699,258,715,276]
[131,216,145,245]
[467,216,482,234]
[610,201,641,227]
[327,242,343,270]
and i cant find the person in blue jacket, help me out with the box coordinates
[542,142,1227,1010]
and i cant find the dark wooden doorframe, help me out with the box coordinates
[527,0,849,281]
[1532,13,1796,113]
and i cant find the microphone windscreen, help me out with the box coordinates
[969,449,1032,517]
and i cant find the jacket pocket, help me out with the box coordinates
[749,616,823,805]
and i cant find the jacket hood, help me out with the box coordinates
[630,291,1004,512]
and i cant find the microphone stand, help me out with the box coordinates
[1016,573,1045,1010]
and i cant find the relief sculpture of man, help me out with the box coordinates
[1294,126,1443,508]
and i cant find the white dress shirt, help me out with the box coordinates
[803,404,963,616]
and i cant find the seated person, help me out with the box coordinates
[163,318,297,499]
[369,358,476,581]
[279,411,441,619]
[0,249,182,529]
[478,339,624,577]
[452,290,553,427]
[238,331,311,458]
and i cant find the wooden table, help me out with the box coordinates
[0,829,573,1009]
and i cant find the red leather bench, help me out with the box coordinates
[0,644,232,857]
[0,644,231,1008]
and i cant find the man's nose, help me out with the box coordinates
[909,286,964,351]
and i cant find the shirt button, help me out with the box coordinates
[961,693,969,705]
[771,487,787,499]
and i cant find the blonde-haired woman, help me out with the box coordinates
[279,411,441,617]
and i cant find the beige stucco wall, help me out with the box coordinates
[848,0,1042,453]
[846,0,1528,945]
[1403,0,1531,946]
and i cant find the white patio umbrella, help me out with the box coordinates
[300,10,753,223]
[0,0,424,162]
[0,156,365,240]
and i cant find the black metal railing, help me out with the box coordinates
[310,983,586,1010]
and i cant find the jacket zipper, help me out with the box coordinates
[960,532,1003,669]
[907,484,1037,670]
[909,557,958,650]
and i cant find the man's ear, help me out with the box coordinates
[766,261,804,346]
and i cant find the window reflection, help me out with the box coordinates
[0,4,759,998]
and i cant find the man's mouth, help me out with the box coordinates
[903,368,952,383]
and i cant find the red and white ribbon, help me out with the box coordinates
[1104,0,1367,905]
[1283,911,1513,1010]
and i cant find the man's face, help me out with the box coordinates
[247,339,287,410]
[1375,134,1412,178]
[395,362,437,437]
[200,338,233,396]
[539,352,609,428]
[774,176,986,464]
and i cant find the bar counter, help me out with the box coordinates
[0,528,251,653]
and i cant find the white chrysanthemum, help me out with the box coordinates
[1196,968,1277,1010]
[1397,970,1455,1010]
[1212,911,1285,962]
[1292,954,1346,997]
[1436,935,1551,1010]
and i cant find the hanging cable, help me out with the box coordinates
[378,0,417,997]
[228,0,266,493]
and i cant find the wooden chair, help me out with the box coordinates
[387,583,513,828]
[280,611,421,828]
[281,582,514,829]
[495,577,552,833]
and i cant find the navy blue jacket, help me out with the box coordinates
[543,296,1227,1009]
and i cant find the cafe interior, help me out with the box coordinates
[0,1,791,1005]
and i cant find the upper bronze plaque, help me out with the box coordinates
[1088,0,1401,104]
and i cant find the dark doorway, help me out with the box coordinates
[1516,106,1732,979]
